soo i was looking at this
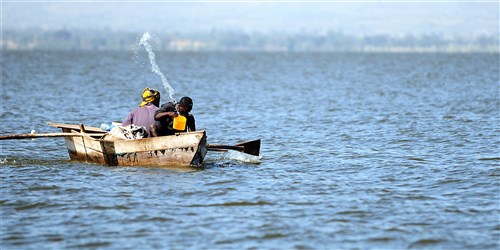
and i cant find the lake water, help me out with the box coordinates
[1,51,499,249]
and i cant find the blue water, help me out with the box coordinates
[1,51,499,249]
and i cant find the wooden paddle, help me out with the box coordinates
[0,132,104,140]
[207,139,261,156]
[1,131,261,156]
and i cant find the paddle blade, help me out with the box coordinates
[236,139,260,156]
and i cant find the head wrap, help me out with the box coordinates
[178,96,193,112]
[140,88,160,107]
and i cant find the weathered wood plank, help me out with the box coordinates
[64,133,109,164]
[48,122,106,133]
[0,132,103,140]
[109,131,206,154]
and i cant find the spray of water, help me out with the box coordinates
[225,150,262,164]
[139,32,175,102]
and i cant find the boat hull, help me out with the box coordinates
[50,123,207,167]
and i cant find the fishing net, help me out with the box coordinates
[104,125,147,141]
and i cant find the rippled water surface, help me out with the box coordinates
[1,51,499,249]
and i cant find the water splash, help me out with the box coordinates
[225,150,262,164]
[139,32,175,102]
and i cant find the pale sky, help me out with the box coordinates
[2,2,499,36]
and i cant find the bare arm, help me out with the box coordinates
[187,115,196,131]
[154,111,177,121]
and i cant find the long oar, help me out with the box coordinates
[207,139,260,156]
[2,133,261,156]
[0,132,104,140]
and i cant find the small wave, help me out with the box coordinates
[326,218,351,223]
[437,178,464,185]
[408,157,426,162]
[83,205,130,210]
[478,157,500,161]
[3,234,25,241]
[262,233,287,239]
[208,190,233,197]
[129,216,173,222]
[14,202,53,211]
[384,226,410,233]
[147,216,172,222]
[335,210,371,217]
[368,236,395,242]
[218,201,272,206]
[444,207,468,214]
[71,241,112,248]
[409,238,444,247]
[205,179,236,186]
[405,194,436,201]
[43,234,64,242]
[286,201,319,206]
[112,192,133,198]
[401,222,433,227]
[27,185,60,191]
[391,139,412,143]
[188,200,272,207]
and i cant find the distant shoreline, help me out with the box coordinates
[2,29,498,53]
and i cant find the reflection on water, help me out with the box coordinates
[1,51,499,249]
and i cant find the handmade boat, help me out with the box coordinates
[48,122,207,167]
[0,122,259,167]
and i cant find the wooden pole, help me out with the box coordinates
[0,133,103,140]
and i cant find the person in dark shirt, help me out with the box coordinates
[151,96,196,137]
[122,88,160,137]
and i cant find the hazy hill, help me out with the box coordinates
[3,2,498,36]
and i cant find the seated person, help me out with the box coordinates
[122,87,160,137]
[151,96,195,137]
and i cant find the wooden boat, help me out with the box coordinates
[0,122,259,167]
[48,122,207,167]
